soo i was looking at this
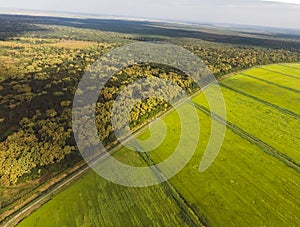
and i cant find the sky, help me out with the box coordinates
[0,0,300,29]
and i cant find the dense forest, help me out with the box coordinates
[0,14,299,205]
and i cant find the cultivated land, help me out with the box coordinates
[17,148,197,227]
[194,90,300,164]
[19,64,300,226]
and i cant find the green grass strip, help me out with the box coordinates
[240,73,300,94]
[278,64,300,71]
[192,102,300,174]
[220,83,300,119]
[257,67,300,80]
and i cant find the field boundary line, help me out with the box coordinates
[257,67,300,80]
[278,64,300,71]
[137,150,207,227]
[220,84,300,119]
[192,103,300,174]
[240,73,300,94]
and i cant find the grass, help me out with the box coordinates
[241,67,300,92]
[193,65,300,164]
[270,64,300,75]
[220,75,300,116]
[17,148,194,227]
[18,64,300,226]
[148,108,300,226]
[193,85,300,164]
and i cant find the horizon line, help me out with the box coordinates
[0,7,300,32]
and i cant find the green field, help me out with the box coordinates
[17,148,196,227]
[193,88,300,164]
[19,64,300,226]
[219,73,300,116]
[241,68,300,92]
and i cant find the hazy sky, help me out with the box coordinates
[0,0,300,29]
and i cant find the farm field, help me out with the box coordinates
[265,64,300,76]
[241,68,300,92]
[193,64,300,164]
[148,108,300,226]
[18,64,300,226]
[17,147,196,227]
[194,85,300,163]
[220,74,300,115]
